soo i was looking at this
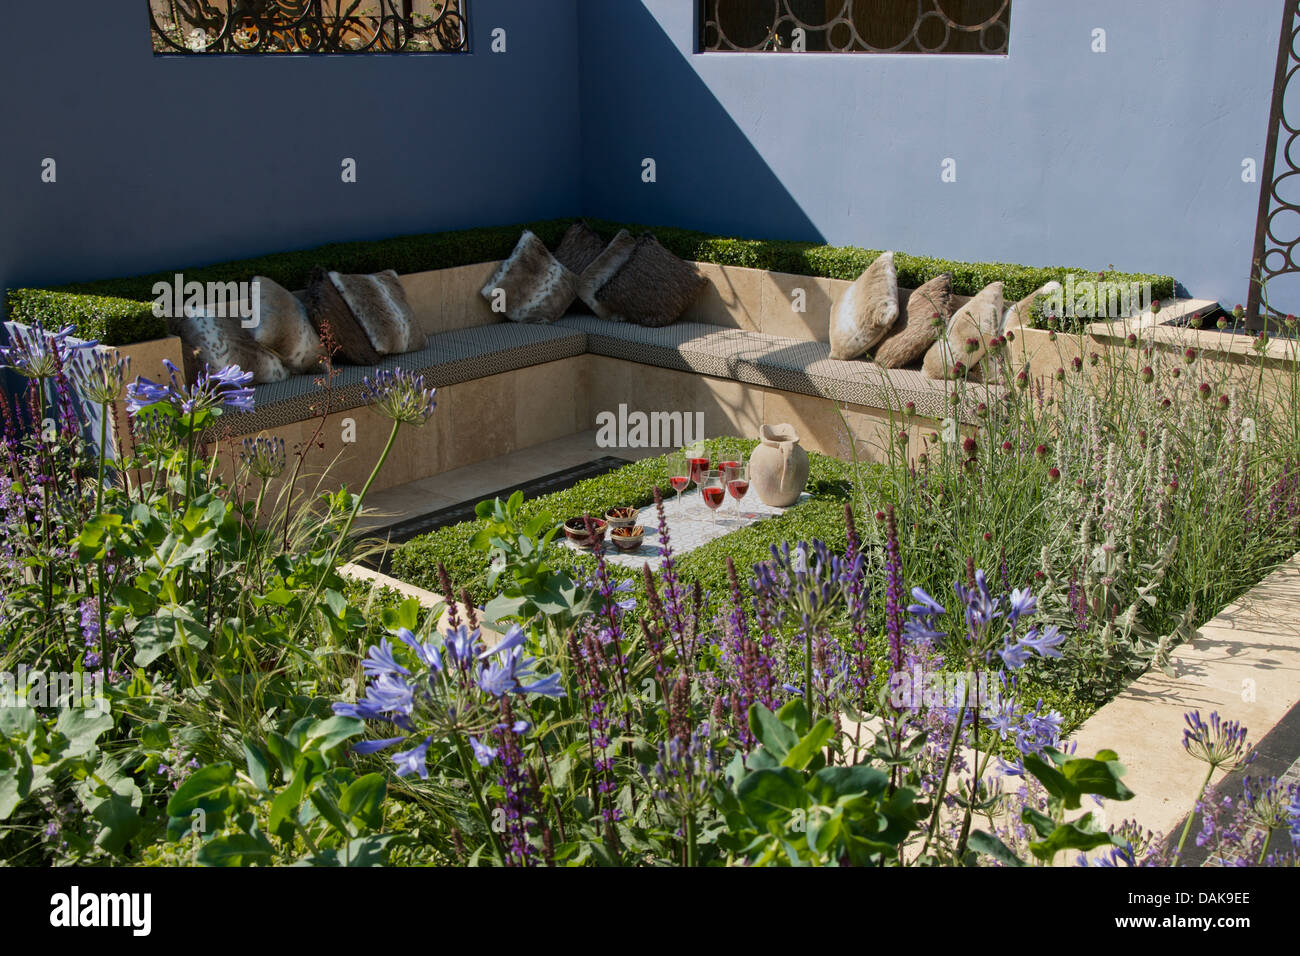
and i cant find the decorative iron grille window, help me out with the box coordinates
[701,0,1011,55]
[149,1,469,54]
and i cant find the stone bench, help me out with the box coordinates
[203,258,996,499]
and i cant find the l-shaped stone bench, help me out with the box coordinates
[202,259,1001,499]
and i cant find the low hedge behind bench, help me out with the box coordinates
[6,218,1175,345]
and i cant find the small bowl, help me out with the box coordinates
[610,524,645,551]
[564,516,608,550]
[605,506,640,530]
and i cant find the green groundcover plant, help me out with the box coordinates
[0,307,1297,866]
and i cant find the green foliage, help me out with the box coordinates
[8,218,1173,344]
[163,715,398,866]
[715,702,922,866]
[390,438,857,603]
[970,747,1134,866]
[5,288,167,346]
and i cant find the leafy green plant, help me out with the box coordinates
[716,702,922,866]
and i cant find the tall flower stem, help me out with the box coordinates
[289,419,399,645]
[95,400,110,675]
[920,699,968,861]
[1175,765,1216,860]
[453,734,507,866]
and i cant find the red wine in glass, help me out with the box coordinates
[702,470,725,526]
[688,456,710,485]
[726,460,749,519]
[668,452,690,506]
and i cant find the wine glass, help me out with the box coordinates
[725,458,750,520]
[667,451,691,507]
[688,447,711,509]
[701,469,726,527]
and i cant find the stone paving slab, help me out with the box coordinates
[562,489,811,570]
[1068,551,1300,840]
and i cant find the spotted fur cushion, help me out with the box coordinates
[304,267,381,366]
[328,269,420,356]
[248,276,324,373]
[480,230,578,323]
[553,221,607,276]
[828,251,900,360]
[594,235,708,328]
[576,229,637,319]
[923,281,1004,379]
[170,309,288,385]
[874,273,952,369]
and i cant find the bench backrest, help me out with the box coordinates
[399,260,973,345]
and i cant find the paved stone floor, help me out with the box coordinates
[563,489,811,570]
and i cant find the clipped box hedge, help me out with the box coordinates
[6,217,1174,345]
[5,288,167,347]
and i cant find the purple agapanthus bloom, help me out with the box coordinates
[0,319,97,380]
[1182,710,1250,770]
[469,735,498,767]
[126,360,254,417]
[392,737,433,778]
[362,368,437,426]
[334,621,563,783]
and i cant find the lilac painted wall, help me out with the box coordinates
[578,0,1284,307]
[0,0,582,295]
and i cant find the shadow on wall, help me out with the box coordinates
[577,0,822,245]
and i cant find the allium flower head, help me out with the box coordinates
[362,368,437,425]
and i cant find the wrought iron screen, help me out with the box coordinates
[700,0,1011,54]
[149,1,468,54]
[1248,0,1300,324]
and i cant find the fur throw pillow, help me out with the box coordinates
[828,251,900,360]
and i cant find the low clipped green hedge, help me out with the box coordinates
[6,218,1174,346]
[389,438,859,602]
[6,288,167,347]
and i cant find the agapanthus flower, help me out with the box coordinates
[240,435,286,479]
[0,319,97,380]
[1182,710,1249,770]
[362,368,437,425]
[126,360,254,417]
[334,622,562,780]
[70,347,130,404]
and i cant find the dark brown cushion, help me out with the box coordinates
[304,266,382,366]
[576,229,637,319]
[249,275,324,373]
[594,235,708,328]
[552,221,607,275]
[874,273,952,369]
[330,269,420,355]
[480,230,579,323]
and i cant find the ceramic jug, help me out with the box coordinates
[751,424,810,507]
